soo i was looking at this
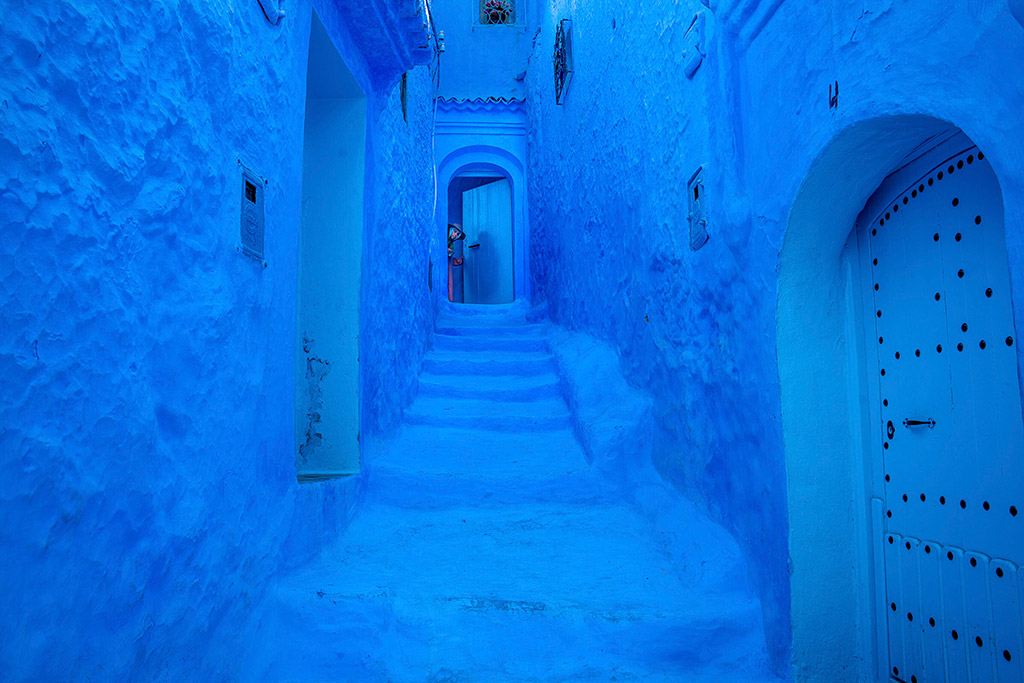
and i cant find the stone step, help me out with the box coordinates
[404,396,570,431]
[417,372,563,402]
[434,322,548,337]
[243,502,770,681]
[432,333,549,353]
[421,350,555,376]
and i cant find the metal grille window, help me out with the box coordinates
[480,0,515,25]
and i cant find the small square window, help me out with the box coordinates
[480,0,515,25]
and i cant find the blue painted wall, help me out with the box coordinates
[432,0,535,100]
[0,0,435,677]
[524,0,1024,678]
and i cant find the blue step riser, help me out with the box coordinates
[434,324,547,337]
[417,381,562,402]
[367,472,617,509]
[422,356,555,376]
[433,335,550,352]
[404,412,570,431]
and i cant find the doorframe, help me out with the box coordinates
[436,148,529,303]
[777,115,988,681]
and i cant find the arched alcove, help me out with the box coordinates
[436,146,529,303]
[777,115,993,680]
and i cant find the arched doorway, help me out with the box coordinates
[436,147,529,304]
[779,117,1024,680]
[853,131,1023,682]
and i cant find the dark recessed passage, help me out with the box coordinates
[938,171,944,180]
[961,499,967,509]
[887,510,892,518]
[924,544,931,553]
[874,258,879,266]
[895,351,900,359]
[872,229,877,236]
[903,197,909,205]
[929,177,934,186]
[955,233,962,242]
[935,292,941,300]
[889,536,894,544]
[885,474,890,482]
[1011,505,1018,516]
[875,283,879,290]
[907,612,913,621]
[952,629,959,640]
[980,340,987,349]
[984,501,990,510]
[968,155,974,164]
[962,323,969,332]
[929,617,936,627]
[884,442,889,450]
[877,310,882,318]
[957,160,964,169]
[920,493,926,501]
[937,344,943,353]
[948,551,954,560]
[979,152,985,160]
[916,349,921,357]
[958,343,964,352]
[996,567,1004,578]
[905,541,912,550]
[976,636,983,647]
[881,369,886,376]
[1005,650,1013,662]
[934,233,940,241]
[970,557,978,567]
[912,190,918,197]
[948,165,955,174]
[883,399,889,406]
[879,336,884,344]
[958,269,965,278]
[940,496,946,504]
[952,198,959,207]
[919,184,925,192]
[903,494,909,502]
[987,288,993,297]
[1007,337,1014,346]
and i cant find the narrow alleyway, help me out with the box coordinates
[245,305,774,680]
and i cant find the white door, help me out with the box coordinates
[860,132,1024,682]
[462,178,514,304]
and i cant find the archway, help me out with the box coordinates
[778,115,1023,680]
[436,147,529,304]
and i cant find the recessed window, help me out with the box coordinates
[480,0,515,25]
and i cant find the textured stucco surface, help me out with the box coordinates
[0,0,435,677]
[525,0,1024,678]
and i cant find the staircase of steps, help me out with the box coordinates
[242,303,775,682]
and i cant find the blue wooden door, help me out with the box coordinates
[861,133,1024,682]
[462,178,514,304]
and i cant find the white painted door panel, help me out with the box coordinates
[462,179,514,304]
[860,135,1024,682]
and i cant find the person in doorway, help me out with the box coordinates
[448,223,465,303]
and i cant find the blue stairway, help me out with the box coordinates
[244,304,774,681]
